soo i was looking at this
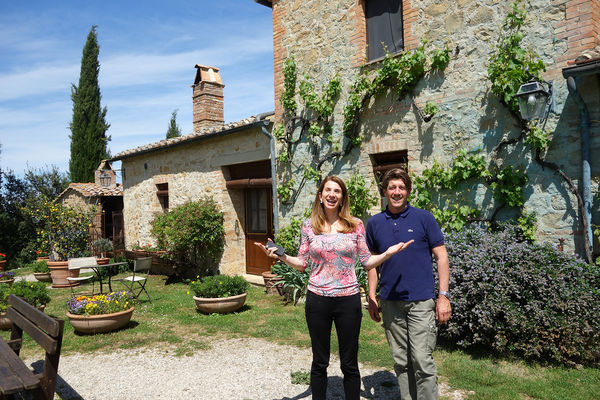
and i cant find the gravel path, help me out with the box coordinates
[15,274,465,399]
[24,337,464,400]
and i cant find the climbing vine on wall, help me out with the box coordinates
[410,0,542,238]
[276,43,450,206]
[411,0,593,260]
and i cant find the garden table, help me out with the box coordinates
[71,262,128,294]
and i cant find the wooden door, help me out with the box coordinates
[244,188,275,275]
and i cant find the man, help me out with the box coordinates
[366,168,451,400]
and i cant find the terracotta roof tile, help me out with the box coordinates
[112,117,259,160]
[58,182,123,199]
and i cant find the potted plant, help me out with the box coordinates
[270,262,311,305]
[189,274,249,314]
[66,291,136,334]
[35,249,50,262]
[262,265,284,296]
[0,271,15,286]
[92,238,113,264]
[0,252,6,271]
[34,202,95,288]
[32,260,52,282]
[0,281,51,330]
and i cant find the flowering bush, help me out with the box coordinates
[439,223,600,367]
[28,201,95,261]
[0,271,15,280]
[131,243,162,251]
[189,275,249,298]
[36,249,49,258]
[1,281,51,312]
[0,253,6,261]
[66,291,135,316]
[10,281,51,308]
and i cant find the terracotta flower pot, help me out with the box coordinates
[96,257,110,265]
[193,292,247,314]
[33,272,52,283]
[262,271,284,295]
[67,306,134,334]
[48,260,80,288]
[0,260,6,271]
[0,278,15,286]
[36,257,50,263]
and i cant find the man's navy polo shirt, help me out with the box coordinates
[366,204,444,301]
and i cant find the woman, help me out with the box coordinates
[256,176,413,400]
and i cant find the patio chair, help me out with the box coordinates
[66,257,97,296]
[120,257,153,303]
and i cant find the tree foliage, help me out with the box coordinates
[69,25,110,182]
[0,166,69,267]
[166,109,182,139]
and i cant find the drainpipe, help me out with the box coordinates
[566,76,593,260]
[256,111,279,234]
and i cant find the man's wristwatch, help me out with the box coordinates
[438,290,451,300]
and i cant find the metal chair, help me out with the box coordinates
[66,257,97,296]
[120,257,153,303]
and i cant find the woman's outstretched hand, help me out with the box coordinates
[254,239,279,259]
[384,239,415,258]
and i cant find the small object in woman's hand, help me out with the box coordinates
[266,240,285,256]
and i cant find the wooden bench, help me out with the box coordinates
[0,295,64,400]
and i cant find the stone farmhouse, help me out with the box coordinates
[256,0,599,261]
[111,0,599,278]
[110,65,277,277]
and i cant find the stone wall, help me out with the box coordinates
[270,0,599,257]
[121,126,271,276]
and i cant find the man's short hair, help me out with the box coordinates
[381,168,412,194]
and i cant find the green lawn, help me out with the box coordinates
[3,268,599,400]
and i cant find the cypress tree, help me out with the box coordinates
[69,25,110,182]
[166,109,182,139]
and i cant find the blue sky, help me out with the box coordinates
[0,0,274,179]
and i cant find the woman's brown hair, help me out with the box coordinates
[310,176,357,235]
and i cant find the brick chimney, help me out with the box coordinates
[192,65,225,131]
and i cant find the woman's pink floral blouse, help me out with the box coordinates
[298,218,371,297]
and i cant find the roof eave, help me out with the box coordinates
[562,59,600,78]
[109,119,268,163]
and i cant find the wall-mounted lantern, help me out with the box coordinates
[515,79,554,121]
[99,171,111,187]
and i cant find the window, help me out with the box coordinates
[156,183,169,211]
[245,189,269,234]
[366,0,404,61]
[370,150,408,194]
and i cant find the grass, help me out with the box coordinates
[2,267,599,400]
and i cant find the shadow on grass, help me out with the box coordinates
[194,303,253,315]
[71,320,140,336]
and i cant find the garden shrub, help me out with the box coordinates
[152,198,225,277]
[440,223,600,366]
[189,274,249,298]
